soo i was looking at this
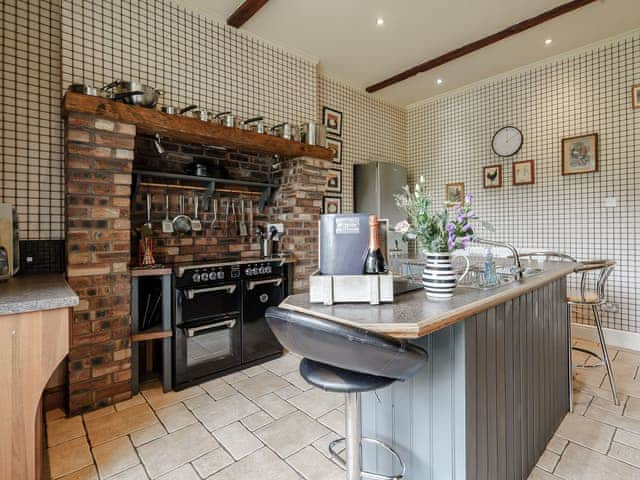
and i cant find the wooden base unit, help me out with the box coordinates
[0,308,70,480]
[360,278,569,479]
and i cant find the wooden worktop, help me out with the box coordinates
[281,261,577,338]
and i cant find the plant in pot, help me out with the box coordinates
[394,177,481,299]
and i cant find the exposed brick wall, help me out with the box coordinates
[271,157,333,292]
[64,112,332,413]
[132,138,274,265]
[64,113,135,414]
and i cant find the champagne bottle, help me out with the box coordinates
[364,215,386,274]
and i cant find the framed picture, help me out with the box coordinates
[323,107,343,136]
[562,133,598,175]
[513,160,535,185]
[323,196,342,214]
[326,137,342,164]
[632,84,640,109]
[445,182,465,206]
[326,169,342,193]
[483,164,503,189]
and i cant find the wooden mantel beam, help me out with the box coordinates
[227,0,270,28]
[366,0,598,93]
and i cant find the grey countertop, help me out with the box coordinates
[0,273,79,315]
[281,261,577,339]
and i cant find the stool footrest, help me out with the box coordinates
[572,346,605,368]
[329,437,405,480]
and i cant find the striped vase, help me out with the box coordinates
[422,251,458,299]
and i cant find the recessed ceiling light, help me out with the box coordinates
[545,38,553,45]
[376,17,384,26]
[436,78,443,85]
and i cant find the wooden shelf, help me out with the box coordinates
[132,324,173,343]
[63,92,334,161]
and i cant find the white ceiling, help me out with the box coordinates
[178,0,640,106]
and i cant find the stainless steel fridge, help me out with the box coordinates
[354,161,408,256]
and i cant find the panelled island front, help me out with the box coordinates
[281,262,576,480]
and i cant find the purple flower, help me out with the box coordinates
[467,210,477,219]
[465,193,474,204]
[461,237,471,249]
[456,214,465,223]
[446,222,456,233]
[462,223,473,232]
[448,237,456,250]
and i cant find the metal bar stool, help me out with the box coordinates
[567,260,619,406]
[265,307,428,480]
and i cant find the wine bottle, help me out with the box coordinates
[364,215,386,274]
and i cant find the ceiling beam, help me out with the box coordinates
[227,0,270,28]
[365,0,598,93]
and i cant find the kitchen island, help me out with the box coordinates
[281,261,576,480]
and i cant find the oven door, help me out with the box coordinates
[174,283,242,388]
[242,277,285,363]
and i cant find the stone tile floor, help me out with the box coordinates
[45,339,640,479]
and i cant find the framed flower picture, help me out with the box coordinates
[323,196,342,214]
[513,160,535,185]
[632,84,640,109]
[322,107,343,136]
[326,137,342,164]
[562,133,598,175]
[445,182,464,206]
[326,169,342,193]
[483,164,502,189]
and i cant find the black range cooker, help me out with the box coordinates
[173,259,287,390]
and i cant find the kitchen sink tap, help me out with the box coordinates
[473,238,524,280]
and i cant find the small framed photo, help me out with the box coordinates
[513,160,535,185]
[326,169,342,193]
[323,107,343,136]
[483,164,502,189]
[323,196,342,214]
[562,133,598,175]
[445,182,465,206]
[326,137,342,164]
[632,84,640,109]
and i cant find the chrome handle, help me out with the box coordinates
[247,278,282,291]
[185,284,237,299]
[186,319,236,337]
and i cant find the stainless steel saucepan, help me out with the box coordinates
[161,105,197,115]
[172,194,192,234]
[106,80,164,108]
[240,116,266,134]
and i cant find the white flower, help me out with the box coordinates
[394,220,411,234]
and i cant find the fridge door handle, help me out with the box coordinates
[247,278,283,291]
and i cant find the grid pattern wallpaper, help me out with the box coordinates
[60,0,317,130]
[407,33,640,333]
[1,0,318,240]
[319,75,407,213]
[1,0,64,239]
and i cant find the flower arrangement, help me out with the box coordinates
[394,177,478,253]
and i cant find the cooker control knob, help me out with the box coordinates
[245,268,252,276]
[201,272,209,281]
[264,266,272,274]
[217,270,224,280]
[251,268,259,276]
[192,273,201,283]
[258,266,265,274]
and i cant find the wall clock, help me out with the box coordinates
[491,126,523,157]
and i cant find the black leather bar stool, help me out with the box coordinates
[265,307,428,480]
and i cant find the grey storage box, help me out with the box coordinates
[309,271,394,306]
